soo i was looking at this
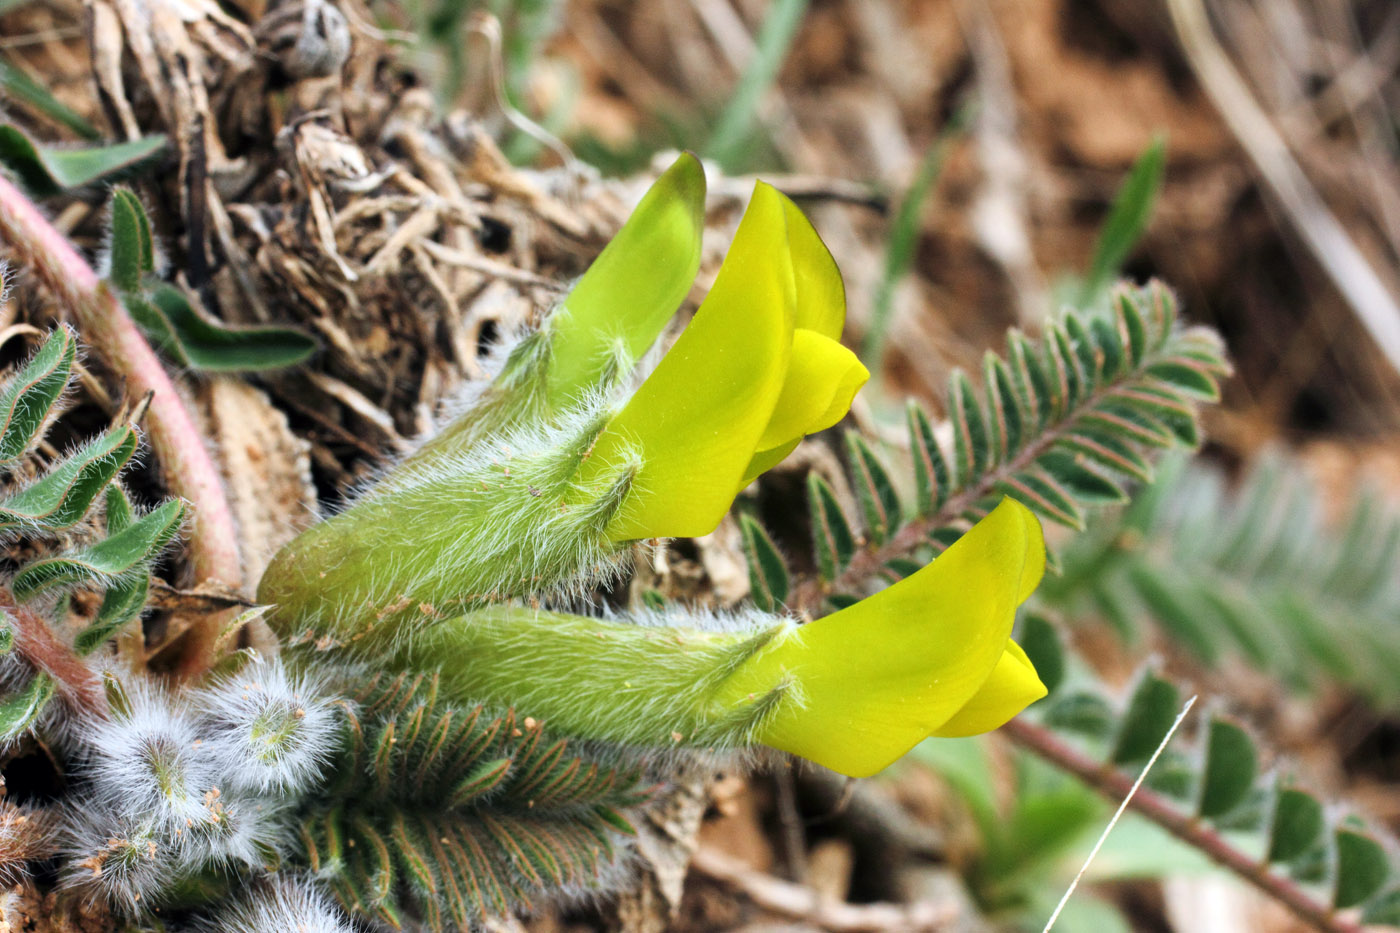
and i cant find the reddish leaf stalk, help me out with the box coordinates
[1,591,104,716]
[0,176,241,677]
[1002,717,1361,933]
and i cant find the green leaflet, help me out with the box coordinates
[0,427,138,531]
[1110,668,1179,766]
[99,189,316,373]
[11,498,184,602]
[0,125,164,195]
[123,285,317,373]
[806,472,855,582]
[1196,717,1255,819]
[0,672,55,742]
[844,432,901,546]
[74,485,149,655]
[738,514,789,612]
[1335,826,1390,909]
[0,327,75,464]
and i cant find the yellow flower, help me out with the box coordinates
[391,498,1047,778]
[545,153,708,408]
[578,174,870,541]
[714,498,1048,776]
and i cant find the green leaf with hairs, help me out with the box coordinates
[0,427,137,531]
[123,284,316,372]
[807,473,855,581]
[739,514,788,612]
[906,401,949,515]
[106,188,155,293]
[74,486,150,656]
[0,673,54,741]
[0,125,164,195]
[844,432,901,546]
[11,498,183,601]
[950,370,988,483]
[0,326,74,462]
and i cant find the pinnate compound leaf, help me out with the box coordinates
[0,427,137,531]
[11,498,183,601]
[124,284,316,372]
[0,326,74,463]
[0,125,165,195]
[739,514,789,612]
[1197,717,1256,819]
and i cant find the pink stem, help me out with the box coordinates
[0,177,241,677]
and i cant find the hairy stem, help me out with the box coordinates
[1002,717,1360,933]
[0,177,241,678]
[1,590,104,716]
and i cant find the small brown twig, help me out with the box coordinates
[0,176,242,679]
[1002,717,1362,933]
[690,846,961,932]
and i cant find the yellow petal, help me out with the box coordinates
[546,153,706,405]
[929,639,1046,738]
[590,182,796,541]
[741,440,800,487]
[755,328,869,452]
[713,498,1045,777]
[780,195,846,340]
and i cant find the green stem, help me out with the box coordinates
[0,176,242,678]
